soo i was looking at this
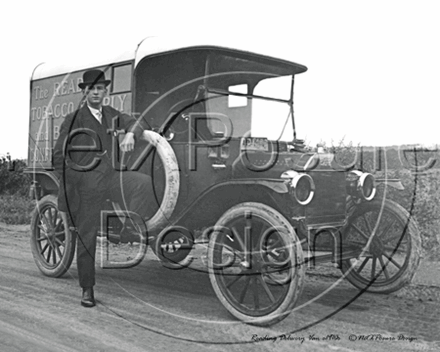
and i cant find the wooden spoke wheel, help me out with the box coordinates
[208,202,305,326]
[340,199,421,293]
[30,195,76,277]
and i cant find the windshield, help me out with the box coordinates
[204,74,294,141]
[203,52,295,141]
[251,75,293,141]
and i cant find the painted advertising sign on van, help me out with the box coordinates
[29,64,133,169]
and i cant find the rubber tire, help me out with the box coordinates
[208,202,305,326]
[340,198,421,293]
[30,194,76,277]
[141,131,180,232]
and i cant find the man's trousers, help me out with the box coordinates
[74,170,152,288]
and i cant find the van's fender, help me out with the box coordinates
[24,169,59,199]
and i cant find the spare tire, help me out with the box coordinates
[141,130,180,231]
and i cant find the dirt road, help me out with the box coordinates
[0,222,439,352]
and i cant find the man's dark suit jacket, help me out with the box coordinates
[53,104,144,213]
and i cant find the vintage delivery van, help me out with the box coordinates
[27,36,421,326]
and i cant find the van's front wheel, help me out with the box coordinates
[208,202,305,326]
[340,199,421,293]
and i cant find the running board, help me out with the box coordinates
[304,249,362,267]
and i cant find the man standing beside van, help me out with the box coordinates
[53,69,151,308]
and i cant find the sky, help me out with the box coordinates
[1,0,439,160]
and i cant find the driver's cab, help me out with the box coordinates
[135,47,305,140]
[131,46,307,206]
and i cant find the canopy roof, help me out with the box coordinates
[31,36,307,81]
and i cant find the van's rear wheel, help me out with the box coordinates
[30,194,76,277]
[208,202,305,326]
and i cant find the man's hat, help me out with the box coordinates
[78,69,111,89]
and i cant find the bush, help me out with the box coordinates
[0,156,33,224]
[0,194,35,225]
[384,169,440,259]
[0,157,31,196]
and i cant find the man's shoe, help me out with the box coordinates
[81,287,96,308]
